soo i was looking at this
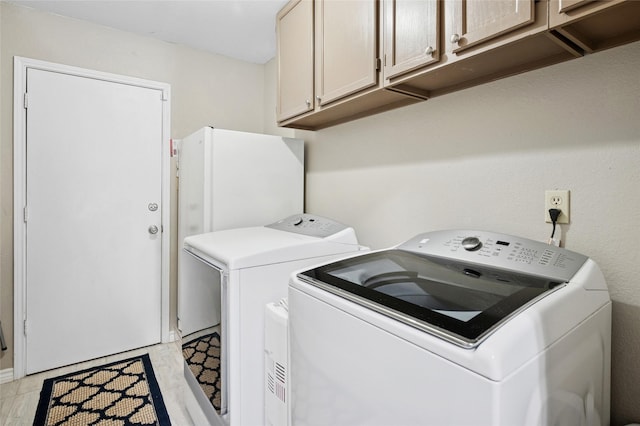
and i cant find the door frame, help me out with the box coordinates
[13,56,172,379]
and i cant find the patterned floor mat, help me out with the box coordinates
[33,354,171,426]
[182,332,221,412]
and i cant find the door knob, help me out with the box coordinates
[451,33,461,44]
[148,225,159,235]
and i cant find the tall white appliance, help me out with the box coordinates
[178,127,303,336]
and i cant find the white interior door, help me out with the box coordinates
[24,68,163,374]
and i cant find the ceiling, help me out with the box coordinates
[8,0,289,64]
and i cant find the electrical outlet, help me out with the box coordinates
[545,190,570,224]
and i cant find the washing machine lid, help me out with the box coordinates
[298,230,589,348]
[183,215,362,269]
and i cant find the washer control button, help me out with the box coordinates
[462,236,482,251]
[463,268,481,278]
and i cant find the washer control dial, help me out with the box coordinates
[266,214,349,238]
[461,236,482,251]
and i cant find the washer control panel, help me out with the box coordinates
[398,230,588,282]
[266,214,349,238]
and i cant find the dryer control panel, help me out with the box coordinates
[266,214,349,238]
[398,230,588,282]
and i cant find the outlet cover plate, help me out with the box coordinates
[545,190,570,223]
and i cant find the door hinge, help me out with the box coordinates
[161,90,168,101]
[23,206,28,223]
[24,319,28,336]
[376,57,382,71]
[383,54,387,67]
[23,93,29,109]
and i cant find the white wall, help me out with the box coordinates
[0,2,266,370]
[287,40,640,425]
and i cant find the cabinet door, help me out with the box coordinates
[549,0,629,27]
[451,0,535,53]
[315,0,378,106]
[277,0,314,122]
[556,0,595,14]
[383,0,440,80]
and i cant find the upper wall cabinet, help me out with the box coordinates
[452,0,535,53]
[383,0,580,97]
[277,0,640,130]
[277,0,314,122]
[277,0,422,130]
[549,0,640,53]
[315,0,377,106]
[383,0,440,80]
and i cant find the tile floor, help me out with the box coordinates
[0,340,195,426]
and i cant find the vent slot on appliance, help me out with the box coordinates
[267,359,287,403]
[265,301,289,426]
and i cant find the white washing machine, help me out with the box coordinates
[180,214,367,426]
[289,230,611,426]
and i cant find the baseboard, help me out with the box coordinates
[0,368,14,384]
[0,329,180,384]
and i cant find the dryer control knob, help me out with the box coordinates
[462,236,482,251]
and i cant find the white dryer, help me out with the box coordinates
[289,230,611,426]
[180,214,367,426]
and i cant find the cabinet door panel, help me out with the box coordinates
[384,0,440,80]
[557,0,596,14]
[316,0,377,106]
[453,0,535,53]
[277,0,314,122]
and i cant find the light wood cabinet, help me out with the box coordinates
[450,0,535,53]
[383,0,578,98]
[276,0,640,130]
[383,0,542,84]
[276,0,314,122]
[315,0,378,106]
[383,0,440,80]
[277,0,422,130]
[277,0,382,121]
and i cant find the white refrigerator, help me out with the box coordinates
[178,127,304,336]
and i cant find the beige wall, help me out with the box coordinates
[288,40,640,425]
[0,2,266,370]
